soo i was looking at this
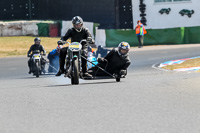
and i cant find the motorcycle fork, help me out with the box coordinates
[64,55,79,78]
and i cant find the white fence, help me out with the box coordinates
[0,21,40,36]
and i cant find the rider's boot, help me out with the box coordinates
[56,56,66,76]
[120,70,127,78]
[55,69,64,76]
[28,60,32,74]
[41,66,46,74]
[28,66,33,74]
[82,72,93,79]
[81,59,93,79]
[28,70,31,74]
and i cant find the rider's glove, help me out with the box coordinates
[120,70,126,75]
[97,57,103,62]
[27,54,31,57]
[57,40,64,45]
[97,57,107,63]
[87,37,94,44]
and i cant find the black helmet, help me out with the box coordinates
[34,37,41,42]
[72,16,83,32]
[97,45,103,51]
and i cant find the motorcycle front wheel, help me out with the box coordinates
[71,58,79,85]
[35,61,40,78]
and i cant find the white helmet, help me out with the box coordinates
[117,41,130,58]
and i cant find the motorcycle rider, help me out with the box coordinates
[27,37,46,74]
[55,16,94,78]
[47,45,62,73]
[88,41,131,77]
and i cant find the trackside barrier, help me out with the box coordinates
[105,26,200,47]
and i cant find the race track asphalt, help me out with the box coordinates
[0,44,200,133]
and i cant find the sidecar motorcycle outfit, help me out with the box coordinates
[27,38,46,74]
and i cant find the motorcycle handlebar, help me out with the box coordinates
[60,39,93,46]
[80,39,87,45]
[57,40,66,45]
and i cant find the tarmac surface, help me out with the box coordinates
[0,44,200,133]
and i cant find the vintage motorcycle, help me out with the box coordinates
[31,50,44,77]
[64,40,85,84]
[63,40,122,85]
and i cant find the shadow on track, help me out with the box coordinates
[45,80,116,87]
[16,73,56,79]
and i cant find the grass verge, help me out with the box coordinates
[0,36,60,57]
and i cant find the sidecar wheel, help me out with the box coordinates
[116,77,120,82]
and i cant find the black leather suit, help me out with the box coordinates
[89,48,131,76]
[59,27,93,73]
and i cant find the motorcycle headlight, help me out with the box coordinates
[34,55,40,58]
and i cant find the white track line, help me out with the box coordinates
[152,63,171,72]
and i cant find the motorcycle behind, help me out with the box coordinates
[31,50,43,77]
